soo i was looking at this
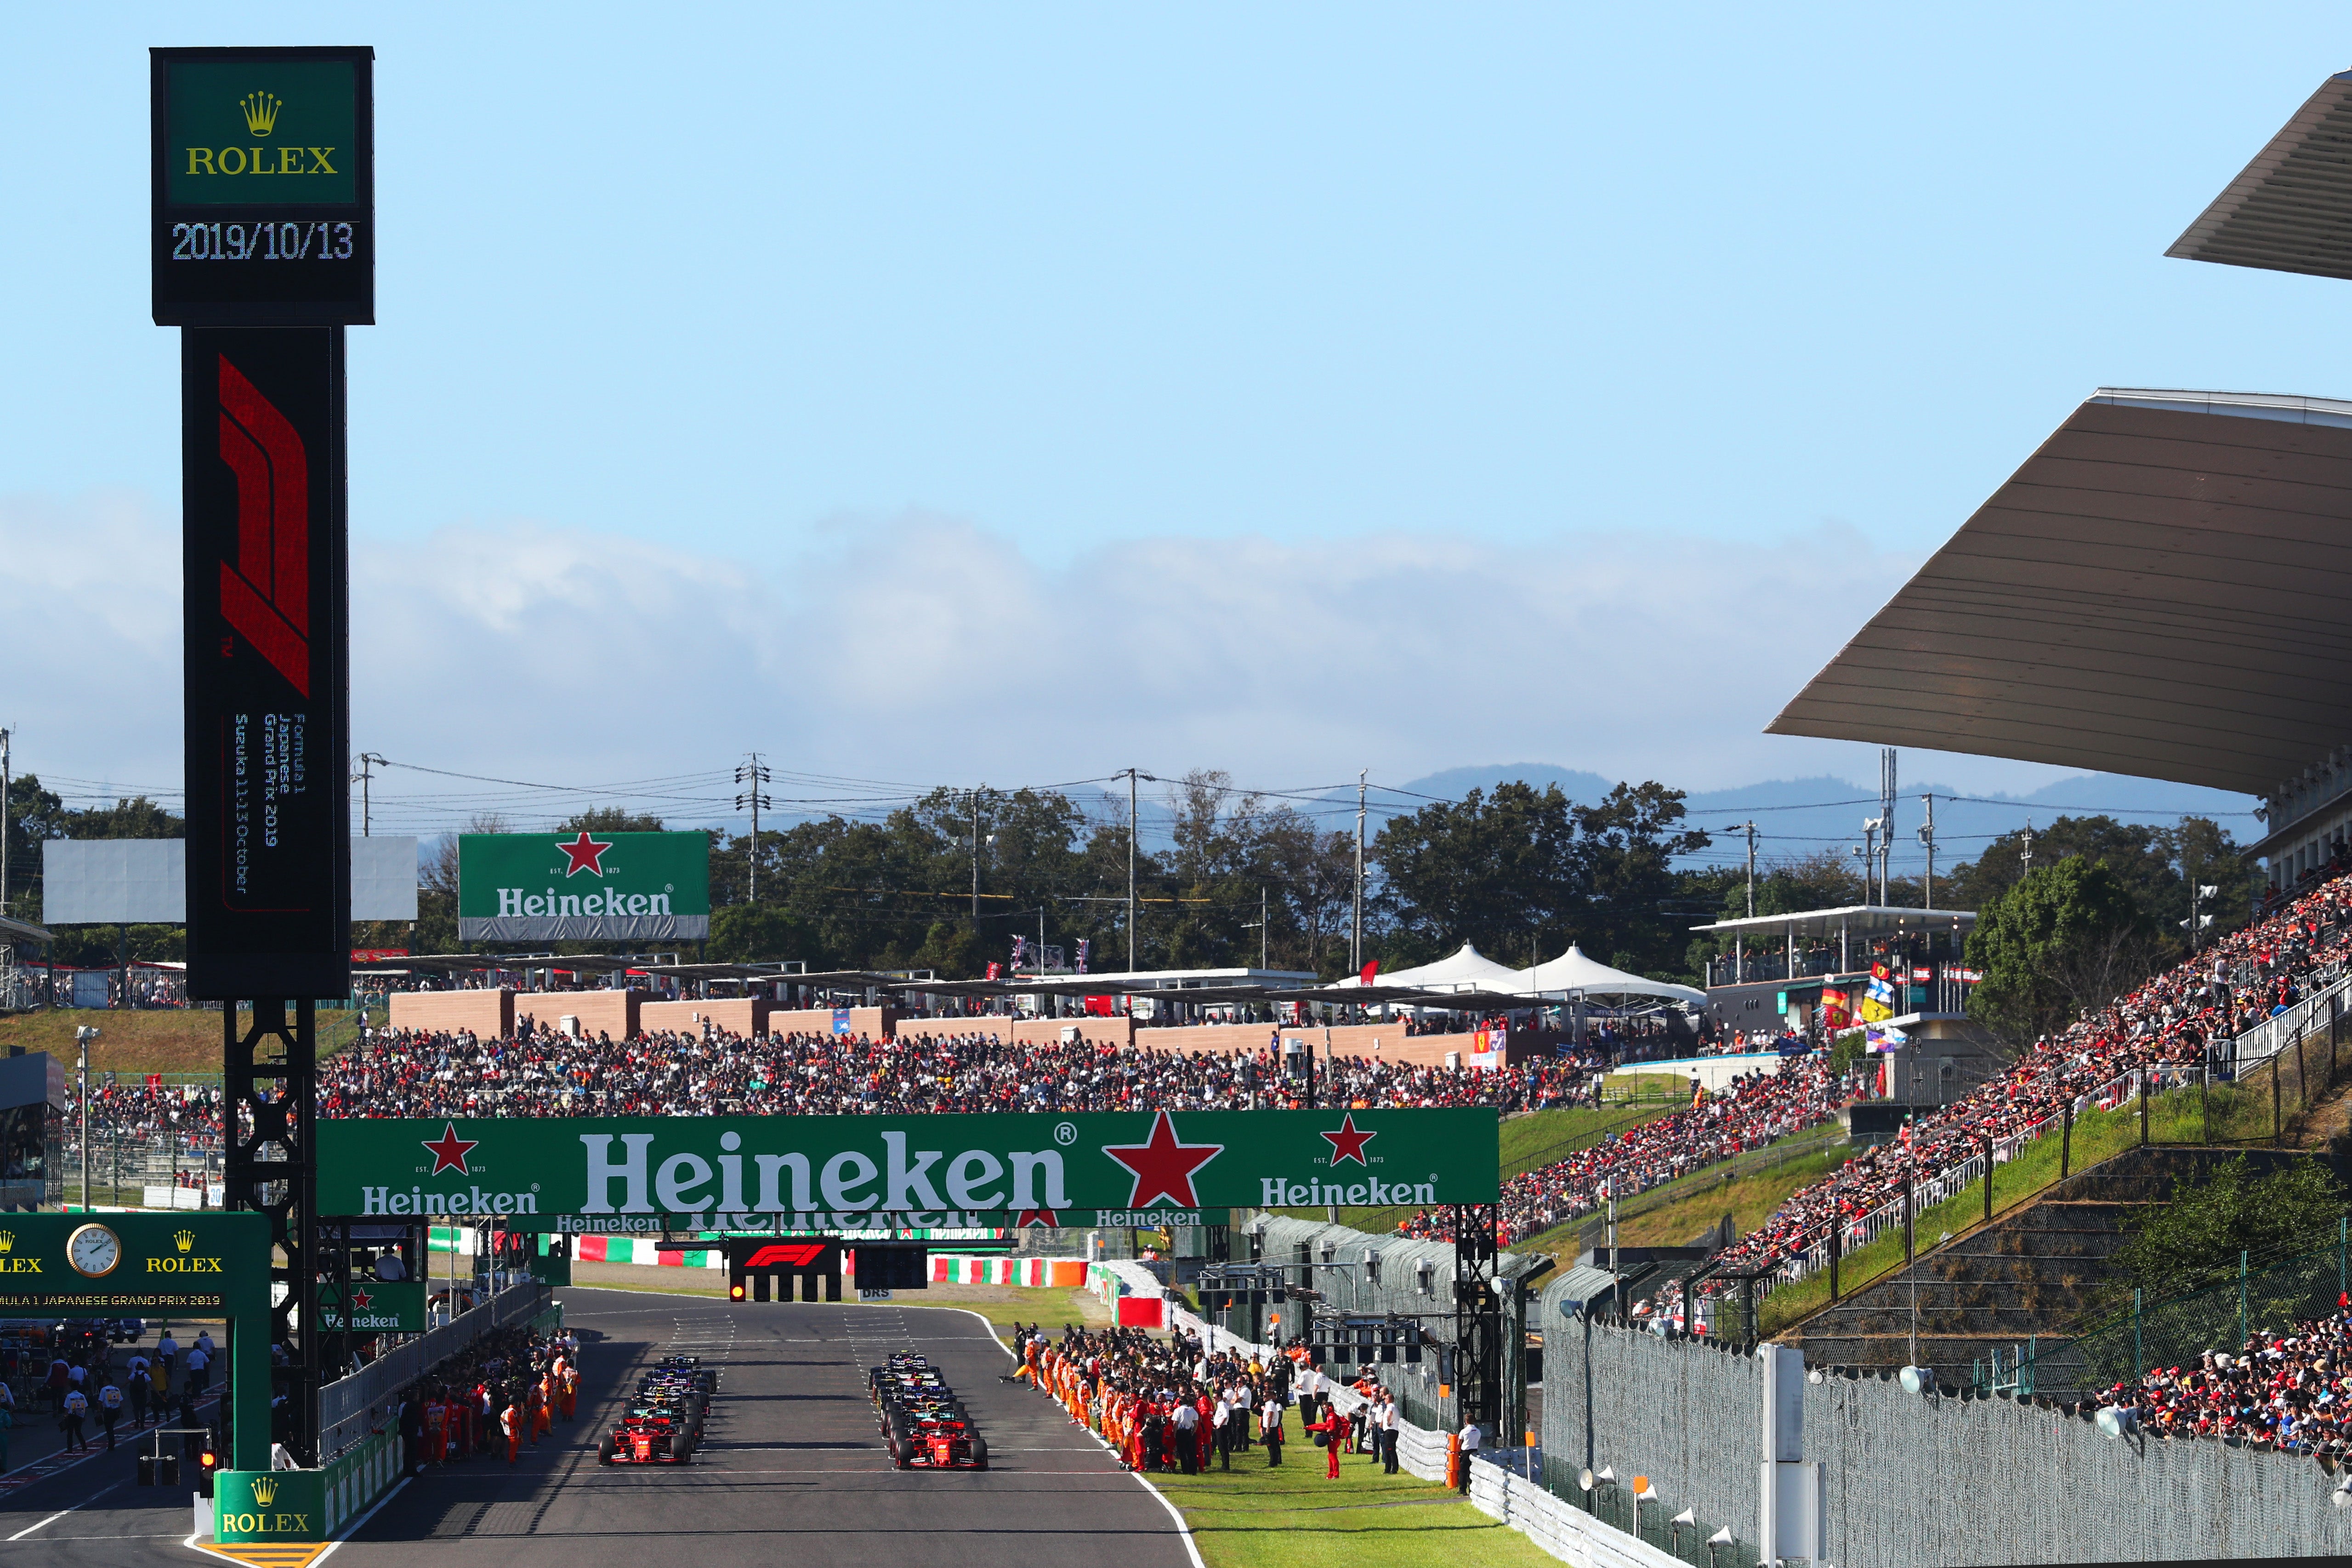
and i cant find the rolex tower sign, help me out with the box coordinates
[458,831,711,942]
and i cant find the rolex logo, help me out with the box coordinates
[239,91,282,137]
[0,1232,12,1254]
[250,1475,279,1508]
[174,1230,195,1254]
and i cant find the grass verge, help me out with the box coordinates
[1755,1085,2237,1336]
[0,1006,368,1074]
[1155,1408,1557,1568]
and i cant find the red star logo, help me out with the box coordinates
[421,1122,478,1176]
[349,1288,374,1311]
[1101,1110,1222,1210]
[1014,1209,1061,1228]
[556,830,614,877]
[1320,1113,1376,1166]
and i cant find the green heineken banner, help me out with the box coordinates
[316,1108,1498,1230]
[316,1276,424,1332]
[456,829,709,942]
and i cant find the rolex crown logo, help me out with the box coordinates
[250,1475,279,1508]
[174,1230,195,1254]
[0,1232,11,1255]
[239,91,282,137]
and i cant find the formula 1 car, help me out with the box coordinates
[870,1352,988,1470]
[599,1404,695,1465]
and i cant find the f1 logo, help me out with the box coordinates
[741,1244,829,1270]
[216,354,310,696]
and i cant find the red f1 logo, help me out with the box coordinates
[216,354,310,696]
[742,1244,829,1270]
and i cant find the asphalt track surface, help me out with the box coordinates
[0,1286,1198,1568]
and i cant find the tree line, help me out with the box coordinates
[0,767,2265,988]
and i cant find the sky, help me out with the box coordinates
[1,4,2337,847]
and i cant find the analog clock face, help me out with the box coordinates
[67,1223,122,1278]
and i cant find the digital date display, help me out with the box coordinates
[152,47,373,327]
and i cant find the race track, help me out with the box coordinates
[0,1286,1197,1568]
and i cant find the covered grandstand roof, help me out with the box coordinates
[2169,72,2352,281]
[1768,388,2352,799]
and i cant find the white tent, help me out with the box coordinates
[1345,941,1523,993]
[1509,945,1704,1005]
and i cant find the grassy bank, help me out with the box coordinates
[1754,1086,2227,1336]
[1508,1125,1849,1267]
[0,1006,368,1074]
[1153,1406,1557,1568]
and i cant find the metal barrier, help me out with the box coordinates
[316,1280,552,1459]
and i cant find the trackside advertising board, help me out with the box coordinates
[456,830,710,941]
[316,1108,1497,1231]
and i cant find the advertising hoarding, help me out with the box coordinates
[316,1107,1498,1228]
[457,831,710,941]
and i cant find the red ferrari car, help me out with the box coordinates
[600,1405,694,1465]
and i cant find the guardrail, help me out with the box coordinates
[1469,1454,1689,1568]
[2227,971,2352,1074]
[317,1280,552,1459]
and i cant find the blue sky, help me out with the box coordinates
[0,5,2332,831]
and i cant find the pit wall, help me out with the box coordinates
[210,1424,398,1545]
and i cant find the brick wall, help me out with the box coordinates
[513,989,639,1041]
[387,989,513,1038]
[639,997,764,1038]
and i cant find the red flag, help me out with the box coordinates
[1360,960,1380,985]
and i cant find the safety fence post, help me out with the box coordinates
[2140,1071,2149,1148]
[2240,1251,2250,1347]
[2061,1103,2073,1179]
[2132,1291,2142,1381]
[1982,1133,1994,1226]
[2274,1058,2284,1146]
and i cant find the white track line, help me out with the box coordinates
[7,1483,120,1542]
[955,1308,1206,1568]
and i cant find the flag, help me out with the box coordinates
[985,961,1002,981]
[1820,986,1851,1030]
[1076,938,1091,974]
[1011,935,1028,967]
[1360,960,1380,985]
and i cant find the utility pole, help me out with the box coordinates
[1862,819,1882,906]
[1241,885,1269,971]
[2021,819,2035,877]
[1352,770,1367,971]
[971,788,983,926]
[734,754,772,904]
[1880,747,1898,901]
[1918,794,1936,911]
[354,751,386,836]
[1743,821,1758,916]
[0,726,10,924]
[1122,768,1143,973]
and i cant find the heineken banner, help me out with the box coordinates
[456,829,709,941]
[315,1277,424,1333]
[316,1108,1498,1230]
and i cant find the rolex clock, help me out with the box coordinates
[68,1222,123,1278]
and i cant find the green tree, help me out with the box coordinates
[1943,814,2259,955]
[2109,1154,2347,1301]
[1572,781,1711,976]
[1965,854,2157,1043]
[1373,781,1582,965]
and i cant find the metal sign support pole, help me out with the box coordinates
[225,999,319,1464]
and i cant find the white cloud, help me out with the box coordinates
[2,491,1958,820]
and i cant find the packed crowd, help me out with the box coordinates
[1399,1055,1856,1244]
[1007,1320,1403,1478]
[301,1027,1611,1122]
[2095,1307,2352,1456]
[394,1321,580,1471]
[1703,870,2352,1290]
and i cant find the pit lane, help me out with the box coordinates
[0,1284,1199,1568]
